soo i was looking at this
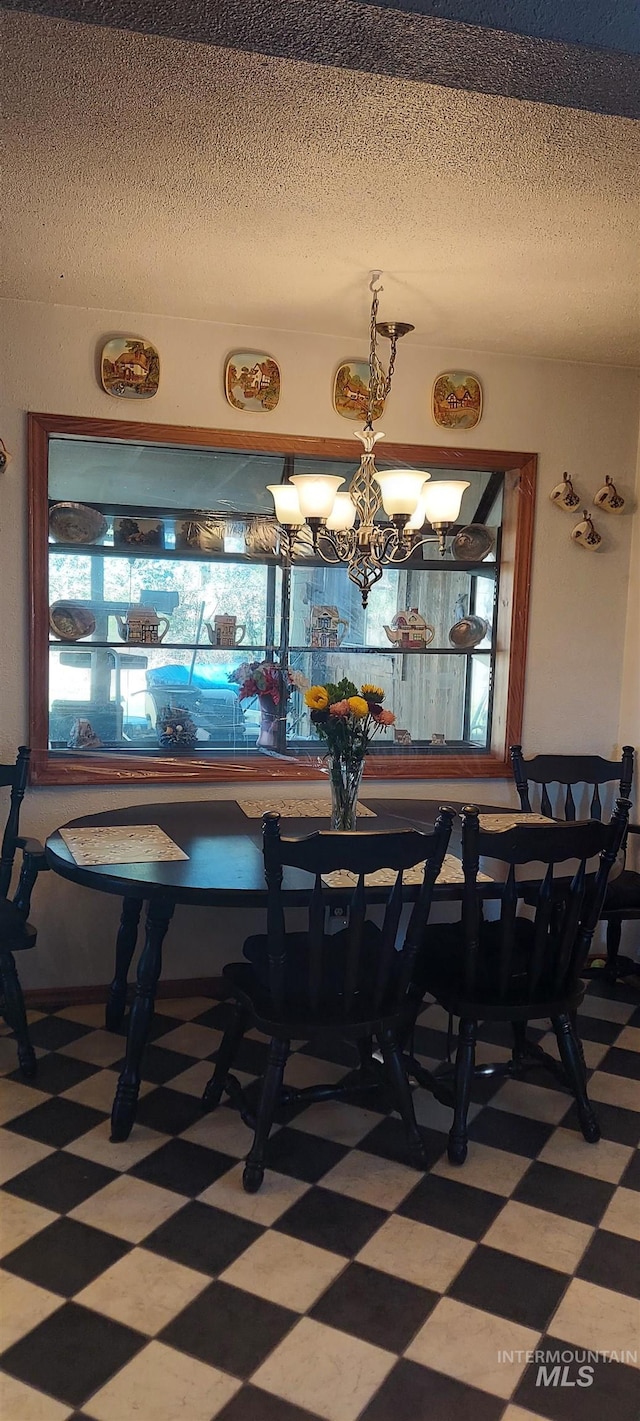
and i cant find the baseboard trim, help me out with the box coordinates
[25,978,220,1009]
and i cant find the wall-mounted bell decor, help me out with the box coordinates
[225,352,281,411]
[101,337,160,399]
[549,472,581,512]
[571,509,602,551]
[593,475,625,514]
[432,372,482,430]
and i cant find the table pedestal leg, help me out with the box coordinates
[111,897,174,1142]
[105,897,143,1032]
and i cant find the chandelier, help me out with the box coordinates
[266,275,470,607]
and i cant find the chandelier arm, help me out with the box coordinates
[386,531,441,564]
[315,528,350,564]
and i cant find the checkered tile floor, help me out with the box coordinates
[0,981,639,1421]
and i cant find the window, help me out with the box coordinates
[28,414,536,784]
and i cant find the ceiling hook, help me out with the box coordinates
[369,270,383,294]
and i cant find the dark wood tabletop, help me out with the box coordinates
[45,795,506,906]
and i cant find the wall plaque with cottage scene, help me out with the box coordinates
[333,361,384,421]
[432,371,482,429]
[225,352,281,411]
[101,337,160,399]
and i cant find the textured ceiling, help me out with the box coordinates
[6,0,639,117]
[2,10,639,365]
[357,1,640,55]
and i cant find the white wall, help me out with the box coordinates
[1,297,638,986]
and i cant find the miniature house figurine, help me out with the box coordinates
[308,605,349,649]
[384,608,435,649]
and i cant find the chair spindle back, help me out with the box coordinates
[0,747,30,900]
[460,799,630,1004]
[262,807,455,1019]
[510,744,634,821]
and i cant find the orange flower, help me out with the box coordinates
[371,707,395,726]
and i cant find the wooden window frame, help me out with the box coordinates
[28,412,536,786]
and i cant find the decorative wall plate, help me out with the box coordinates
[114,516,165,548]
[449,614,489,649]
[432,372,482,429]
[225,352,281,412]
[49,602,96,642]
[49,502,108,544]
[333,362,384,421]
[452,525,495,561]
[101,337,160,399]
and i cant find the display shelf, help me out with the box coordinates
[49,640,492,655]
[48,541,496,575]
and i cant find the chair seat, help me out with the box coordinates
[0,899,36,950]
[420,917,575,1015]
[603,869,640,915]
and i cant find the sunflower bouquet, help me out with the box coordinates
[304,678,395,829]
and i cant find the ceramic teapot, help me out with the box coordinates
[308,605,349,649]
[384,608,435,649]
[115,604,170,645]
[205,613,246,648]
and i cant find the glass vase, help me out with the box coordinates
[328,753,365,831]
[256,694,279,750]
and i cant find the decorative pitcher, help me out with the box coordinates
[308,605,349,649]
[206,614,246,648]
[115,605,170,645]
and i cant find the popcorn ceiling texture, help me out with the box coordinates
[2,10,639,364]
[6,0,640,115]
[357,0,640,56]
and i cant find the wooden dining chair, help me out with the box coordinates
[202,807,455,1191]
[0,747,49,1076]
[510,744,638,980]
[420,798,630,1166]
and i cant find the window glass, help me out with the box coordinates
[47,435,502,760]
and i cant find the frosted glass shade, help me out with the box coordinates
[374,469,430,517]
[422,480,470,526]
[289,474,344,519]
[407,489,431,531]
[266,484,304,526]
[326,492,357,531]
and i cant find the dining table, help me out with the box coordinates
[45,794,512,1141]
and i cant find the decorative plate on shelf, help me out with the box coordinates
[101,337,160,399]
[449,614,490,650]
[49,602,96,642]
[225,352,281,411]
[333,361,384,421]
[452,525,495,562]
[48,502,108,544]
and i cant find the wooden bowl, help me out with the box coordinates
[49,603,96,642]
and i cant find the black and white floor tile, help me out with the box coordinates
[0,982,639,1421]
